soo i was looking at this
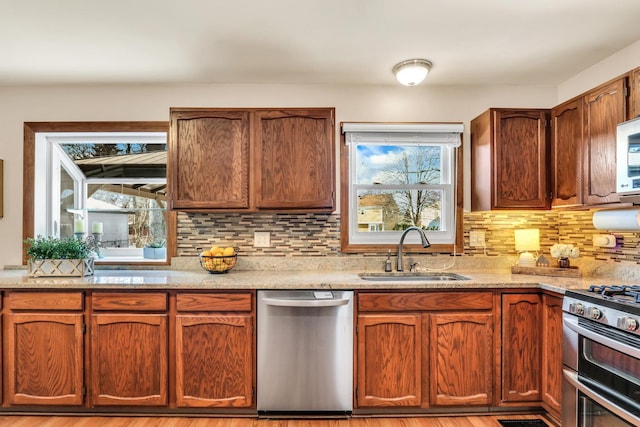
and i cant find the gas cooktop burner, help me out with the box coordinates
[588,285,640,303]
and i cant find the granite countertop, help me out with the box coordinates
[0,268,627,294]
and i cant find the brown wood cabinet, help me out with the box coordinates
[582,78,626,205]
[4,291,84,406]
[254,109,335,210]
[429,313,493,406]
[175,292,254,408]
[630,67,640,120]
[90,293,168,406]
[501,293,542,404]
[551,98,583,207]
[169,107,335,213]
[355,291,494,409]
[356,313,422,407]
[471,108,550,211]
[169,109,251,210]
[541,293,563,417]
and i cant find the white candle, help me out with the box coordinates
[74,219,84,233]
[92,222,103,234]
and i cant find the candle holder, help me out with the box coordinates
[87,233,103,258]
[74,232,86,240]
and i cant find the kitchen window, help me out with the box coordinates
[24,122,174,265]
[340,123,463,253]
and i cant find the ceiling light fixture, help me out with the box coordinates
[393,59,432,86]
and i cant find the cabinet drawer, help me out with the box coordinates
[7,291,84,310]
[358,291,493,312]
[176,292,252,312]
[92,292,167,311]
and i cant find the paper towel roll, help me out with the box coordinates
[592,208,640,231]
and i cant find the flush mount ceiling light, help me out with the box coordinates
[392,59,432,86]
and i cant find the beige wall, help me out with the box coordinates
[1,38,639,268]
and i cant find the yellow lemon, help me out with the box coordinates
[201,250,212,257]
[223,246,235,256]
[210,245,220,254]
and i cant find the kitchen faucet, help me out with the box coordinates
[397,226,431,272]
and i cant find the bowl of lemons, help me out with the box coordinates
[199,245,237,274]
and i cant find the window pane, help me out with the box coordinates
[356,145,442,185]
[356,189,442,232]
[59,166,75,239]
[87,185,166,250]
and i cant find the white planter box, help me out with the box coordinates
[28,258,95,277]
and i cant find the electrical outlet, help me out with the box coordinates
[469,231,486,247]
[254,231,271,248]
[593,234,617,248]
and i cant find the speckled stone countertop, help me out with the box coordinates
[0,268,630,294]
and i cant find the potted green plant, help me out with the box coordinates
[24,235,96,277]
[143,240,166,259]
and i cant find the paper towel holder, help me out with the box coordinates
[592,208,640,231]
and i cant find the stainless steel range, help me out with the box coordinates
[562,286,640,426]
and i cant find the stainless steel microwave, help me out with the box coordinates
[616,116,640,195]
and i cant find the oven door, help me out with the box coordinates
[563,313,640,426]
[565,369,639,426]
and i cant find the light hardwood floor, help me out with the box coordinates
[0,415,552,427]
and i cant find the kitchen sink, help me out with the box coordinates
[358,272,470,281]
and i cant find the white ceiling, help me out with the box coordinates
[2,0,640,87]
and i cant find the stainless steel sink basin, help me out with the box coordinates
[358,272,470,281]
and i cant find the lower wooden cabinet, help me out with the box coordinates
[4,291,84,406]
[175,292,254,408]
[356,313,422,407]
[429,313,493,406]
[355,291,494,409]
[501,293,542,404]
[541,293,563,417]
[90,292,169,406]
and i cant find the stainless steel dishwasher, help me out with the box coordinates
[257,290,353,414]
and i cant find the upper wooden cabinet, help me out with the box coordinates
[630,67,640,120]
[471,108,550,211]
[169,110,251,210]
[551,98,583,208]
[169,108,335,213]
[582,78,625,205]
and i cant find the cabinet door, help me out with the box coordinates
[356,314,422,407]
[542,294,563,415]
[501,293,542,403]
[6,313,84,405]
[551,98,583,207]
[254,109,335,211]
[169,109,250,210]
[90,313,168,406]
[429,313,493,406]
[493,109,550,209]
[175,314,253,408]
[583,78,625,205]
[630,67,640,120]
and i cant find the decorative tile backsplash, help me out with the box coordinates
[176,210,640,263]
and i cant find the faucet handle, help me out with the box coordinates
[409,262,419,272]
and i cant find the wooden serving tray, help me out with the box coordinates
[511,265,582,278]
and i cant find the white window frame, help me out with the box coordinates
[342,123,463,247]
[33,132,167,261]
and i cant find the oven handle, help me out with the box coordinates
[563,368,640,426]
[563,314,640,360]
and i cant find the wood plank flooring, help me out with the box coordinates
[0,414,551,427]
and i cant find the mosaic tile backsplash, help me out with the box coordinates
[176,210,640,264]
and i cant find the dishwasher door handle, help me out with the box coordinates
[262,297,351,308]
